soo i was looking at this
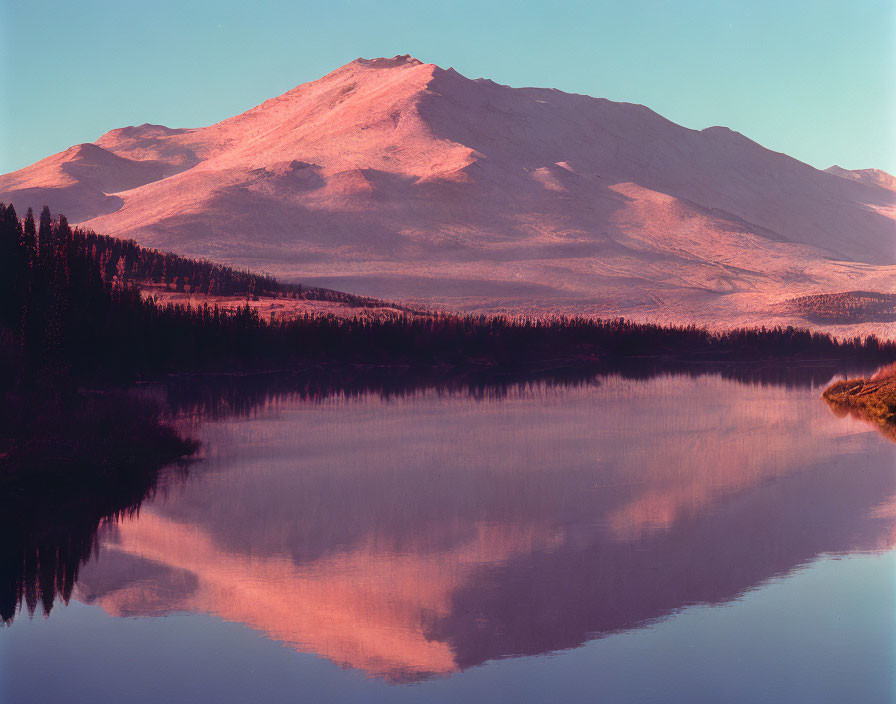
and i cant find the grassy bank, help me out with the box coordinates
[823,363,896,439]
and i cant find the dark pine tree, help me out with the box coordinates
[21,208,37,262]
[0,204,23,329]
[37,205,52,259]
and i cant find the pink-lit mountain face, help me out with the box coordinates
[2,55,894,332]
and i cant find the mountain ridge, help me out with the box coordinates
[2,55,894,335]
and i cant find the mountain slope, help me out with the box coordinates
[2,55,894,333]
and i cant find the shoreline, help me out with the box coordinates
[823,366,896,440]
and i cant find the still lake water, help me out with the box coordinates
[3,371,895,703]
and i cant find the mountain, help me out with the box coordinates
[2,55,894,333]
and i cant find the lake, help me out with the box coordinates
[2,369,895,703]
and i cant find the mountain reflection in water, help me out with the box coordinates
[22,371,896,683]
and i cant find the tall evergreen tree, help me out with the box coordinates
[21,208,37,264]
[0,204,23,328]
[37,206,52,258]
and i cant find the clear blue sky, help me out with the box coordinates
[2,0,894,174]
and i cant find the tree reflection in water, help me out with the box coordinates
[4,363,893,684]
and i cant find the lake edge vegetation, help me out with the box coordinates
[823,363,896,439]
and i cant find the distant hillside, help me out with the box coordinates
[825,165,896,192]
[51,220,417,320]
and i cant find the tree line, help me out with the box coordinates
[785,291,896,323]
[2,203,894,391]
[0,204,394,304]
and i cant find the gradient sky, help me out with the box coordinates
[2,0,894,175]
